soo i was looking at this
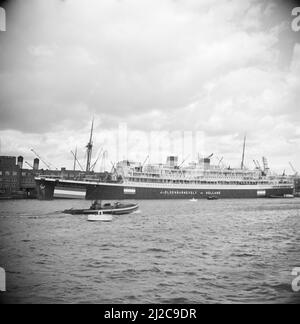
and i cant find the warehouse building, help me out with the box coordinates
[0,155,109,199]
[0,156,21,196]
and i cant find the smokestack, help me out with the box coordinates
[33,158,39,171]
[241,135,246,170]
[17,156,24,169]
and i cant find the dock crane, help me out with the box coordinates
[217,156,224,167]
[31,149,55,170]
[25,161,33,169]
[256,160,262,171]
[253,160,259,169]
[289,162,298,176]
[142,155,149,168]
[253,160,262,171]
[178,155,190,168]
[214,156,225,168]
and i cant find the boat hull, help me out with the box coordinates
[88,214,113,222]
[64,204,139,215]
[35,178,294,200]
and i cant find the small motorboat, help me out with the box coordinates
[189,198,198,202]
[268,195,295,199]
[207,196,219,200]
[88,211,113,222]
[284,194,295,199]
[63,201,139,216]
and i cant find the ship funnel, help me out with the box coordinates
[33,158,39,171]
[17,156,24,169]
[167,156,178,168]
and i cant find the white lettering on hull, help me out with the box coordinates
[124,188,136,195]
[257,190,266,197]
[160,190,197,196]
[160,190,222,196]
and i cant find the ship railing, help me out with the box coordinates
[131,171,261,180]
[128,174,267,183]
[37,175,61,180]
[125,177,292,186]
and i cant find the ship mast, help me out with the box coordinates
[241,135,246,170]
[73,147,77,171]
[86,119,94,172]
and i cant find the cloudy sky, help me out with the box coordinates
[0,0,300,172]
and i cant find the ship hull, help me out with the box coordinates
[86,184,293,200]
[35,178,294,200]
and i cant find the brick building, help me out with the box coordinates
[0,155,110,199]
[294,177,300,195]
[0,156,21,195]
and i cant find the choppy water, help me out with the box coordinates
[0,198,300,304]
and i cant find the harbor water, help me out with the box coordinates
[0,199,299,304]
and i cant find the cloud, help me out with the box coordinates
[0,0,299,171]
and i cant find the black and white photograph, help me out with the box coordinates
[0,0,300,306]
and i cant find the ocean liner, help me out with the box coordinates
[35,126,294,200]
[35,155,294,200]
